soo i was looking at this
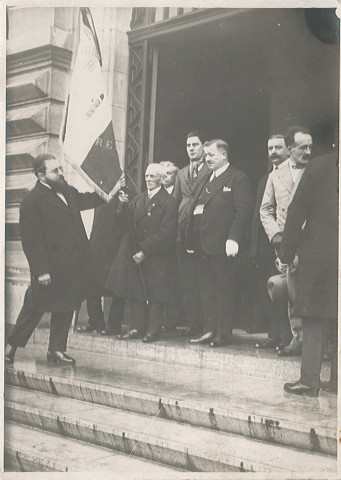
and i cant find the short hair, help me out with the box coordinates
[31,153,56,176]
[159,161,179,174]
[145,163,166,178]
[285,126,311,148]
[186,130,203,143]
[268,134,285,141]
[203,139,230,155]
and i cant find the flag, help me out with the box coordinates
[61,8,122,202]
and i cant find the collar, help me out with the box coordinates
[210,162,230,180]
[165,185,174,194]
[288,159,305,170]
[148,186,161,199]
[39,180,68,205]
[272,159,288,171]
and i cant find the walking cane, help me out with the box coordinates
[123,201,150,305]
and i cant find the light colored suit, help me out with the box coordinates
[260,160,304,241]
[260,159,305,347]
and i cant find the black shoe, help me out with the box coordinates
[255,338,279,349]
[277,345,302,357]
[5,346,17,364]
[189,332,214,345]
[100,329,120,336]
[321,380,337,393]
[142,333,159,343]
[116,329,142,340]
[47,351,76,365]
[209,337,230,348]
[77,325,103,334]
[284,381,319,397]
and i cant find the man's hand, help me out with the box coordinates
[133,251,146,265]
[118,190,129,203]
[38,273,51,286]
[225,239,239,257]
[108,173,126,200]
[275,257,288,273]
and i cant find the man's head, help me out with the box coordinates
[32,154,67,192]
[159,161,179,188]
[267,134,289,166]
[186,131,204,162]
[285,126,313,167]
[145,163,165,191]
[203,139,229,172]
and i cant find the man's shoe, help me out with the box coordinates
[116,329,142,340]
[255,338,279,349]
[189,332,214,345]
[77,325,100,334]
[284,381,319,397]
[321,380,337,393]
[277,345,302,357]
[209,337,230,348]
[142,333,159,343]
[5,346,17,364]
[47,351,76,365]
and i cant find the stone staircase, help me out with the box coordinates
[4,330,337,473]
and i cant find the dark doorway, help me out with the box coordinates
[152,14,271,189]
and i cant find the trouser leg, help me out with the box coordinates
[177,241,203,334]
[300,317,325,389]
[7,288,44,348]
[86,296,105,330]
[129,299,147,333]
[287,268,303,343]
[214,256,235,340]
[329,318,338,385]
[257,264,281,342]
[147,303,164,336]
[48,311,74,352]
[106,295,125,333]
[195,252,216,335]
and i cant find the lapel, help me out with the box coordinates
[201,166,233,206]
[192,162,210,195]
[276,162,294,194]
[134,187,165,223]
[34,181,72,215]
[289,168,305,202]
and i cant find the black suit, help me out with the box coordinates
[249,174,291,344]
[8,181,102,352]
[279,152,338,388]
[187,165,253,339]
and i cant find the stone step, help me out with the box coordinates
[5,344,336,457]
[5,386,336,473]
[28,327,332,382]
[5,422,184,472]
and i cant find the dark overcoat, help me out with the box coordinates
[20,181,103,312]
[105,187,178,303]
[280,152,338,319]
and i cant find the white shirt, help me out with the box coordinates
[288,159,304,183]
[209,162,230,182]
[39,180,68,205]
[147,186,161,199]
[165,185,174,195]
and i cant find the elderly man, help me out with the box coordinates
[5,154,121,365]
[250,134,291,350]
[279,150,338,396]
[260,126,313,356]
[160,161,179,195]
[174,131,210,336]
[105,163,178,343]
[187,139,253,347]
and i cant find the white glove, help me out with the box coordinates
[225,239,238,257]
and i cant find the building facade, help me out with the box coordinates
[5,7,339,324]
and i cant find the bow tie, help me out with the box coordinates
[291,164,305,170]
